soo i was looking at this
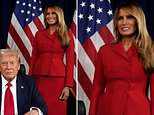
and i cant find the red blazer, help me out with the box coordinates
[89,41,154,115]
[29,29,75,87]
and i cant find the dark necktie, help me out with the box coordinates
[4,82,14,115]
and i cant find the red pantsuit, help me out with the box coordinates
[89,41,154,115]
[30,29,74,115]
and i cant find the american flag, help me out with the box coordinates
[7,0,44,74]
[78,0,114,114]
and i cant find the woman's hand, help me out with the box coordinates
[60,86,70,100]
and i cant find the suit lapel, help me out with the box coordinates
[16,74,26,114]
[111,41,129,60]
[127,44,137,58]
[111,41,137,60]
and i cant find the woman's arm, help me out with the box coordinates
[89,47,106,115]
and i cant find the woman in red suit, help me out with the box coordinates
[89,1,154,115]
[29,5,74,115]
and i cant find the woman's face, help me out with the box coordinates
[45,8,58,25]
[117,8,137,38]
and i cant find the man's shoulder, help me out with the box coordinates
[18,73,35,84]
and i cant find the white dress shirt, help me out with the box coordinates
[0,75,43,115]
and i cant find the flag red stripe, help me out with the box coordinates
[78,62,93,100]
[98,26,114,44]
[82,38,97,65]
[33,18,44,30]
[70,21,76,38]
[24,25,35,44]
[9,24,31,64]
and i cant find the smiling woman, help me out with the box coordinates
[89,1,154,115]
[29,5,75,115]
[116,8,137,51]
[117,9,136,39]
[45,8,58,26]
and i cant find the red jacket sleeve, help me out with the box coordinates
[89,47,106,115]
[150,73,154,115]
[65,29,75,87]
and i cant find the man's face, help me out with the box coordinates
[0,55,20,81]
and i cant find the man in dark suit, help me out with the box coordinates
[0,49,47,115]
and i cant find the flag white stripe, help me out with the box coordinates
[28,21,38,37]
[90,32,105,52]
[38,14,45,27]
[78,41,95,83]
[11,13,32,55]
[78,82,90,115]
[73,10,77,24]
[7,33,29,73]
[107,20,114,37]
